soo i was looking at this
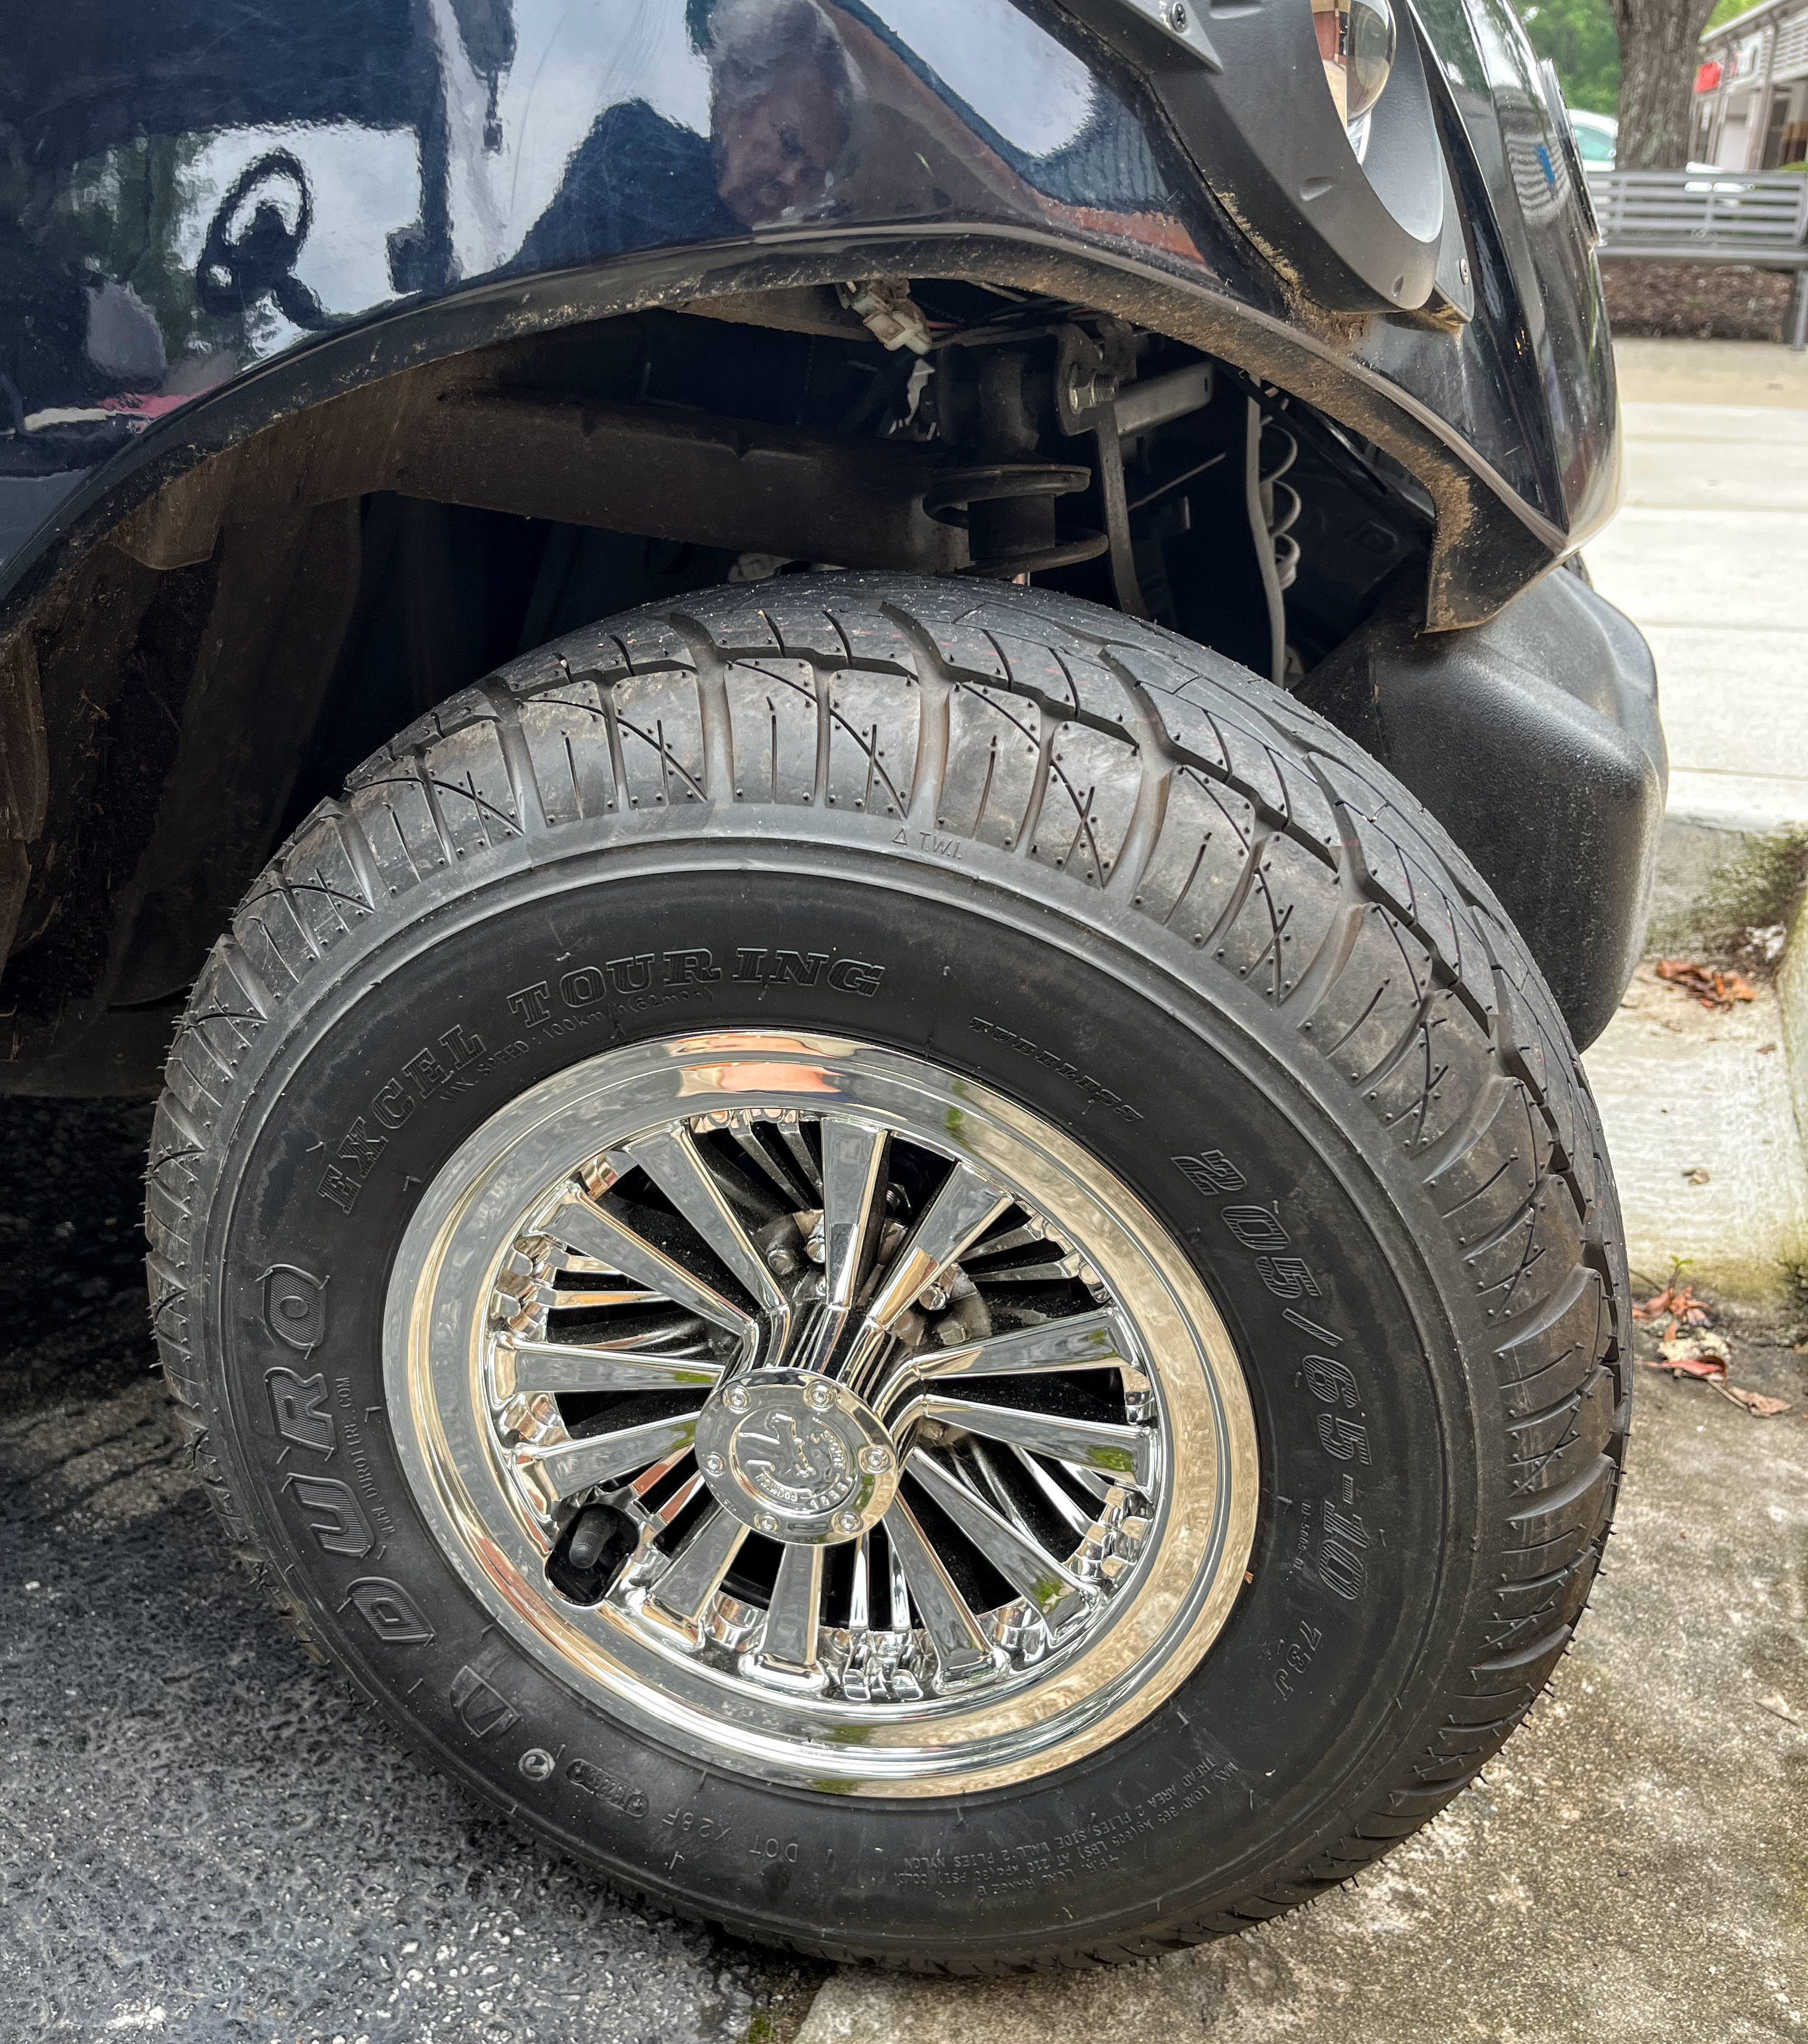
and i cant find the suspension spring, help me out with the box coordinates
[1245,403,1304,686]
[923,465,1109,579]
[1257,420,1302,595]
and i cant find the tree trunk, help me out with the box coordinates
[1612,0,1721,169]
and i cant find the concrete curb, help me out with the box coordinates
[1583,802,1808,1308]
[1584,376,1808,1309]
[1777,876,1808,1238]
[1649,814,1808,960]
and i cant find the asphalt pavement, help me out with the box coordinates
[0,1096,823,2044]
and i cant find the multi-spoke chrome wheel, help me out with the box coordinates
[388,1031,1257,1794]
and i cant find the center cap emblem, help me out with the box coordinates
[734,1409,855,1515]
[695,1368,900,1545]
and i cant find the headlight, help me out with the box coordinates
[1314,0,1397,158]
[1073,0,1453,314]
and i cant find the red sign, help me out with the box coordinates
[1696,60,1723,92]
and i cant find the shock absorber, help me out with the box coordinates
[926,349,1108,579]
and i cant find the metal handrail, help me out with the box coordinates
[1584,167,1808,349]
[1585,167,1808,247]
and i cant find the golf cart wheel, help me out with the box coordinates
[145,572,1628,1969]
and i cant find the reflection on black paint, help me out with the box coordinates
[196,151,328,331]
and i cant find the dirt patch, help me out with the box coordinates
[1603,260,1795,342]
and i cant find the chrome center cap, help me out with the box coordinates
[695,1369,899,1545]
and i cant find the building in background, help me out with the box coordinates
[1694,0,1808,168]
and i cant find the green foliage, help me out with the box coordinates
[59,136,238,362]
[1706,0,1764,27]
[1515,0,1621,114]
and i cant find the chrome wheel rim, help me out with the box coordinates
[385,1031,1258,1794]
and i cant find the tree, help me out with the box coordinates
[1611,0,1722,166]
[1517,0,1621,117]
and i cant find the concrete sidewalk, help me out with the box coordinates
[1582,352,1808,1304]
[1592,395,1808,835]
[1611,335,1808,410]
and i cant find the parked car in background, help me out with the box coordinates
[0,0,1657,1974]
[1568,105,1618,167]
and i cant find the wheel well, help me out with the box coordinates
[0,280,1433,1087]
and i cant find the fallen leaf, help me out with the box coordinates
[1717,1383,1791,1417]
[1633,1282,1683,1322]
[1640,1351,1724,1380]
[1639,1328,1733,1379]
[1633,1277,1714,1342]
[1641,1351,1726,1381]
[1654,959,1760,1010]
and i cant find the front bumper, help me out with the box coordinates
[1303,568,1665,1049]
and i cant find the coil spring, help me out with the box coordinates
[923,463,1110,579]
[1257,422,1302,594]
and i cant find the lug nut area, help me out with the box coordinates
[692,1367,902,1546]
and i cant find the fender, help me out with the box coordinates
[2,0,1611,631]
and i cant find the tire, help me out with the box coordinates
[145,571,1629,1970]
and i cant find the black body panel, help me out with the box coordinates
[1302,569,1665,1050]
[0,0,1651,1088]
